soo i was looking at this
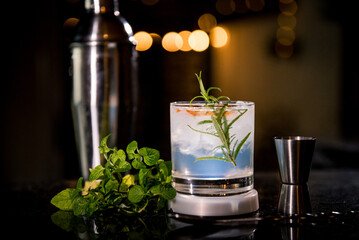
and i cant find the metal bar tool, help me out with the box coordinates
[274,136,316,216]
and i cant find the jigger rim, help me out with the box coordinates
[274,136,316,141]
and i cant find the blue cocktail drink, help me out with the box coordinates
[170,101,255,196]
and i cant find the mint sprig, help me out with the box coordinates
[51,135,176,217]
[188,72,251,166]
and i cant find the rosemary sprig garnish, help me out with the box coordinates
[188,72,251,167]
[190,71,230,104]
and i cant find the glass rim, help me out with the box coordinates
[274,136,316,141]
[171,101,254,107]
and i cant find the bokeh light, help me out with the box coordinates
[276,27,295,46]
[210,26,229,48]
[279,0,294,3]
[198,13,217,32]
[63,17,79,29]
[162,32,183,52]
[279,1,298,16]
[275,41,294,58]
[178,31,192,52]
[134,31,153,51]
[150,33,161,45]
[189,30,210,52]
[245,0,265,12]
[275,0,297,58]
[216,0,235,15]
[277,13,296,29]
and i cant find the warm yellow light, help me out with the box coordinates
[275,41,294,58]
[150,33,161,44]
[162,32,183,52]
[276,27,295,46]
[245,0,265,12]
[178,31,192,52]
[189,30,210,52]
[279,0,294,3]
[216,0,235,15]
[210,26,229,48]
[134,31,153,51]
[279,1,298,16]
[198,13,217,32]
[277,13,296,29]
[235,0,248,14]
[63,17,79,29]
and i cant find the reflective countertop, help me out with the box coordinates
[4,170,359,239]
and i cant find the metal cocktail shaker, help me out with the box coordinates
[71,0,138,180]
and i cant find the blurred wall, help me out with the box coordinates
[1,0,78,184]
[211,1,342,170]
[2,0,355,185]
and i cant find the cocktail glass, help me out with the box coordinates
[170,101,255,196]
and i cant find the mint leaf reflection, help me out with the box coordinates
[51,209,170,239]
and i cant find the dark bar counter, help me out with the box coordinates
[4,169,359,239]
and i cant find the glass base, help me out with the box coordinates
[168,189,259,217]
[172,175,253,196]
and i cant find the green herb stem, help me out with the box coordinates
[188,71,251,166]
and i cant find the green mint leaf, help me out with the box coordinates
[164,161,172,173]
[50,188,78,211]
[149,184,162,195]
[132,159,146,169]
[104,165,116,180]
[99,134,111,154]
[111,149,126,164]
[139,169,150,187]
[158,162,168,178]
[134,153,142,161]
[119,174,135,192]
[51,210,75,232]
[76,177,83,191]
[116,160,132,172]
[105,179,119,193]
[157,197,166,210]
[128,185,145,203]
[139,147,160,166]
[89,165,105,181]
[100,134,111,147]
[109,153,118,164]
[73,196,88,216]
[160,185,176,200]
[117,149,127,161]
[126,141,137,156]
[85,198,98,217]
[51,135,177,217]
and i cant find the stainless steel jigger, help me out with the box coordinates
[274,136,316,216]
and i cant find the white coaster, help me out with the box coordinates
[169,189,259,217]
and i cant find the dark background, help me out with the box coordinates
[1,0,359,185]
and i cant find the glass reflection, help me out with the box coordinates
[168,217,257,239]
[278,183,312,216]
